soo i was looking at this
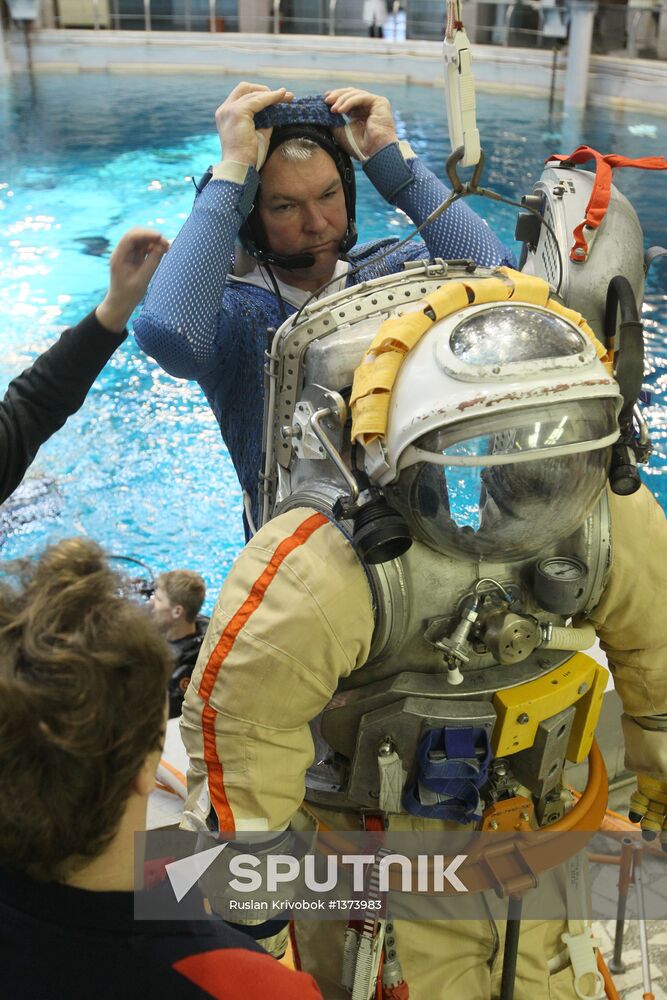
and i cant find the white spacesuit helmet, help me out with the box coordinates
[355,295,622,562]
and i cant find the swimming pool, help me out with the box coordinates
[1,72,666,605]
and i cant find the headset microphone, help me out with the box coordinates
[253,248,316,271]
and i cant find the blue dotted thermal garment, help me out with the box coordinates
[134,144,515,528]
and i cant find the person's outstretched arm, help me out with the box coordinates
[0,227,168,504]
[327,87,515,268]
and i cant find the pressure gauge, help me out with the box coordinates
[533,556,589,615]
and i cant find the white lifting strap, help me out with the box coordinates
[378,747,406,814]
[442,0,481,168]
[549,853,606,999]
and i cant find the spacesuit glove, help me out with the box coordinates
[628,773,667,849]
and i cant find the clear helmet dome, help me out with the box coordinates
[385,399,616,561]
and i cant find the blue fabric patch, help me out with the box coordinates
[254,96,345,130]
[403,726,492,824]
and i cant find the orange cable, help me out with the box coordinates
[597,949,621,1000]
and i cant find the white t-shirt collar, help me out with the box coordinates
[230,258,350,309]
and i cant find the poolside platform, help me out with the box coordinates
[3,30,667,113]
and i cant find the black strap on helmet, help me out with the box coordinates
[238,123,357,271]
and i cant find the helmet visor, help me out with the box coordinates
[387,400,616,561]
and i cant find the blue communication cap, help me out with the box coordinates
[253,95,346,130]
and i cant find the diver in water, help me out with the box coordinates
[134,83,515,535]
[0,227,169,506]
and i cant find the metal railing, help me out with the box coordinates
[36,0,667,60]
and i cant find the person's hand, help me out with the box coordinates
[325,87,399,160]
[629,773,667,849]
[214,81,294,168]
[95,227,169,334]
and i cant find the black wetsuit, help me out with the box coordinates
[168,616,209,718]
[0,311,125,505]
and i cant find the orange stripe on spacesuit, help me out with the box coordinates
[198,511,329,832]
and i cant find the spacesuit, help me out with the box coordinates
[180,261,667,999]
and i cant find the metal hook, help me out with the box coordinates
[446,146,486,194]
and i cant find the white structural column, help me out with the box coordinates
[657,0,667,58]
[0,18,9,75]
[239,0,272,32]
[564,0,598,109]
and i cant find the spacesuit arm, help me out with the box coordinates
[362,141,516,268]
[587,485,667,778]
[134,165,259,381]
[180,508,375,834]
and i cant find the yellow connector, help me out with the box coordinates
[492,652,607,762]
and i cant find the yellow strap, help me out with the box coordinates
[351,393,391,443]
[498,267,552,306]
[367,310,433,355]
[546,298,609,363]
[459,276,513,305]
[637,773,667,804]
[350,351,404,406]
[423,282,470,321]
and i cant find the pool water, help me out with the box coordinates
[1,72,666,605]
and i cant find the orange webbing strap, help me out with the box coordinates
[287,923,302,971]
[547,146,667,262]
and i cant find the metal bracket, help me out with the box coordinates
[292,401,328,460]
[476,837,539,898]
[292,387,348,457]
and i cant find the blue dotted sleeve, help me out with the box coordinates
[364,144,516,269]
[134,172,260,380]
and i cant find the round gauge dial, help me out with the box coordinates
[534,556,588,615]
[537,557,588,582]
